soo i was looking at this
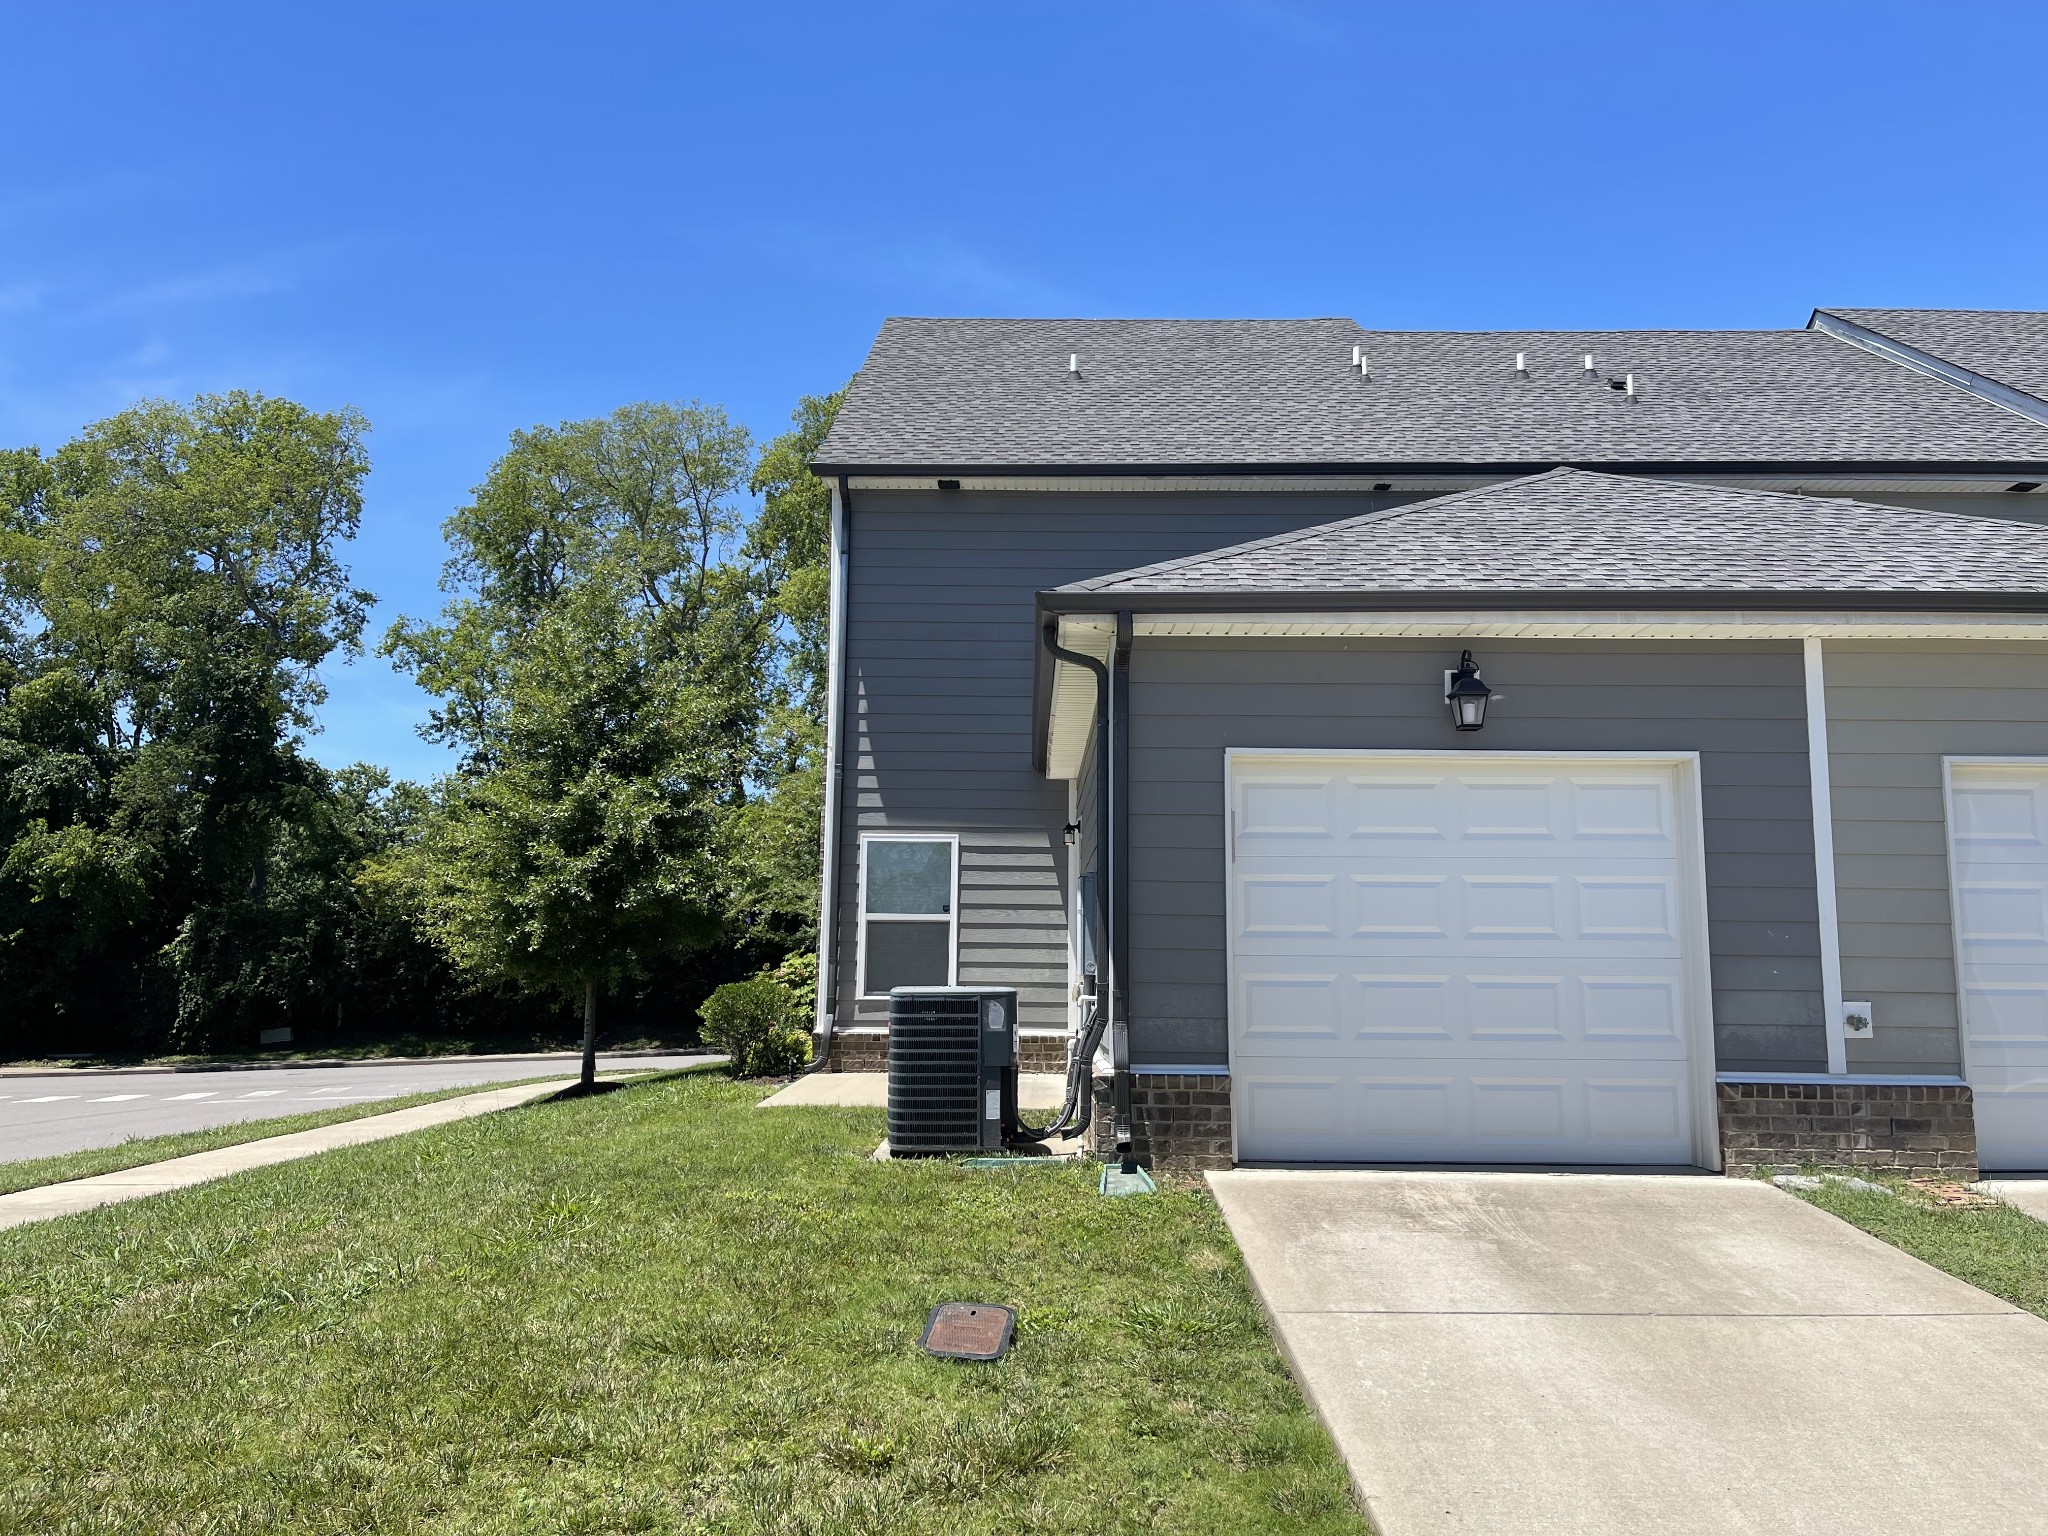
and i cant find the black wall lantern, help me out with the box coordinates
[1444,650,1493,732]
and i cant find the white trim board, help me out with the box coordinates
[1717,1072,1967,1087]
[1805,639,1849,1075]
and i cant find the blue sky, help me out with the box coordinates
[3,1,2043,780]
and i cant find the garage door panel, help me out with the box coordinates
[1237,875,1341,937]
[1949,763,2048,1170]
[1350,973,1454,1039]
[1583,976,1687,1042]
[1238,972,1343,1040]
[1232,1059,1694,1164]
[1230,754,1700,1165]
[1974,1083,2048,1167]
[1347,776,1450,838]
[1585,1078,1690,1142]
[1467,976,1567,1040]
[1233,964,1691,1053]
[1577,876,1680,941]
[1951,777,2048,856]
[1236,776,1340,841]
[1955,881,2048,949]
[1349,875,1450,939]
[1456,778,1560,840]
[1960,978,2048,1048]
[1570,777,1678,841]
[1240,1076,1344,1140]
[1462,877,1564,939]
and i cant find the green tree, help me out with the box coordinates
[376,402,757,1086]
[717,388,843,942]
[0,394,374,1052]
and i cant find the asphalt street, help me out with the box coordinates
[0,1054,718,1164]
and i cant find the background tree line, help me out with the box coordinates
[0,387,838,1060]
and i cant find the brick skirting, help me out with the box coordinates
[824,1028,1070,1074]
[1717,1080,1977,1180]
[1087,1073,1233,1170]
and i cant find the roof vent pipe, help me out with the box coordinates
[1351,344,1360,368]
[1583,353,1595,372]
[1360,351,1370,378]
[1625,373,1637,398]
[1515,351,1527,375]
[1069,353,1079,376]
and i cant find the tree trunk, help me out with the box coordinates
[580,977,598,1090]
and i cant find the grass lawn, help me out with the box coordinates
[1788,1175,2048,1320]
[0,1074,1365,1535]
[0,1077,569,1198]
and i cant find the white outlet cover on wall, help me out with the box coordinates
[1842,1002,1874,1039]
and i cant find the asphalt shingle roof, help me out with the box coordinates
[1821,308,2048,405]
[1052,468,2048,600]
[813,317,2048,472]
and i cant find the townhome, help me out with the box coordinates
[809,310,2048,1174]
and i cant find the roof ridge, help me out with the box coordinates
[1064,469,1640,593]
[1050,470,2048,603]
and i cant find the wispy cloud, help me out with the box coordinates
[78,262,295,321]
[0,282,43,312]
[703,222,1088,313]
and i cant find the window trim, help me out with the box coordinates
[855,832,961,999]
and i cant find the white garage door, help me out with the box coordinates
[1228,753,1705,1165]
[1948,762,2048,1171]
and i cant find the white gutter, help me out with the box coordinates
[812,478,850,1051]
[1803,638,1849,1075]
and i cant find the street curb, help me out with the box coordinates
[0,1047,702,1080]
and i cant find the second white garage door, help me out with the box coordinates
[1227,752,1710,1165]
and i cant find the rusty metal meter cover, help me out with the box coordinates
[919,1302,1015,1361]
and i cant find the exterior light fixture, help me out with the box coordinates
[1061,820,1081,846]
[1445,650,1493,732]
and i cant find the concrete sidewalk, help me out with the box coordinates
[756,1072,1068,1108]
[1978,1175,2048,1222]
[0,1078,575,1232]
[1210,1169,2048,1536]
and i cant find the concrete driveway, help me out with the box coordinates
[1209,1169,2048,1536]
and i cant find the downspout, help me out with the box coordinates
[1042,619,1112,1137]
[808,475,853,1069]
[1110,610,1135,1154]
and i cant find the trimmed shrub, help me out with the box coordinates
[765,951,818,1019]
[699,978,809,1077]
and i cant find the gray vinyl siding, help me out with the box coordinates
[830,488,1399,1030]
[1824,641,2048,1075]
[1854,490,2048,526]
[1125,638,1827,1072]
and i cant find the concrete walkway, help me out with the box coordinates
[1210,1169,2048,1536]
[1978,1175,2048,1222]
[756,1071,1068,1108]
[0,1078,574,1232]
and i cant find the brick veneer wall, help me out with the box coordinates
[824,1029,1069,1074]
[1086,1073,1234,1170]
[1717,1081,1977,1179]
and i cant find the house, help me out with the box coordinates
[808,310,2048,1176]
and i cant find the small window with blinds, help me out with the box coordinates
[857,834,958,996]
